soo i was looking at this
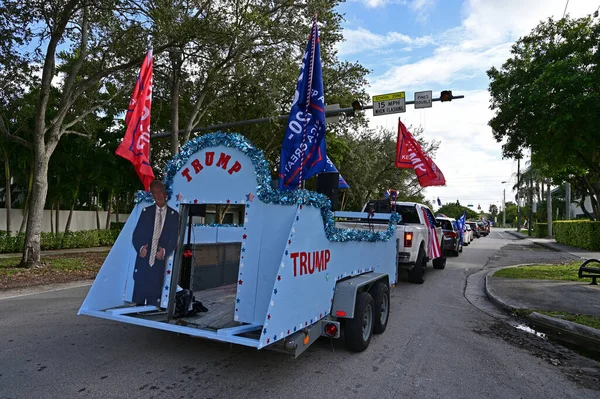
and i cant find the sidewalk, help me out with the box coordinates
[485,230,600,351]
[0,246,112,259]
[505,229,600,260]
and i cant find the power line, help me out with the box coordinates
[563,0,570,18]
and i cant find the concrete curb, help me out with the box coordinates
[485,267,600,351]
[504,230,526,240]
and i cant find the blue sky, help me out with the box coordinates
[332,0,597,215]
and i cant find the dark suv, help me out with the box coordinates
[477,220,489,236]
[436,216,461,256]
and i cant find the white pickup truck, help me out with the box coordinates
[334,199,446,284]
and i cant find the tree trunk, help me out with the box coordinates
[18,163,34,234]
[95,199,101,230]
[170,50,181,155]
[65,198,75,233]
[546,182,552,238]
[55,199,60,234]
[105,190,113,229]
[50,204,54,234]
[20,150,50,268]
[4,155,11,233]
[115,197,120,224]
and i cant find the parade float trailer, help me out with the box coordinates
[79,133,399,357]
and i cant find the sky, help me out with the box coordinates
[334,0,598,214]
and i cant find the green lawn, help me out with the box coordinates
[0,252,108,290]
[537,311,600,330]
[494,262,582,281]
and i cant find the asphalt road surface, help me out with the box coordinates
[1,230,599,399]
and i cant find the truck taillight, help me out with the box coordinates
[324,323,338,337]
[404,232,413,247]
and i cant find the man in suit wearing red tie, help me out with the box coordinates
[132,180,179,306]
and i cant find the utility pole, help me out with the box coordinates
[547,179,553,237]
[501,180,508,227]
[528,171,533,236]
[565,182,571,220]
[517,158,521,231]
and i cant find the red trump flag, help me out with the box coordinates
[395,120,446,187]
[116,49,155,191]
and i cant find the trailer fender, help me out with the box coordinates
[332,272,389,319]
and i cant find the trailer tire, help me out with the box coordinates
[370,282,390,334]
[344,291,374,352]
[432,255,446,270]
[408,246,426,284]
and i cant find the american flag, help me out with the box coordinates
[421,207,442,259]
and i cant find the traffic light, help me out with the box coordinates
[349,100,363,117]
[440,90,453,102]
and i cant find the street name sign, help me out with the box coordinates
[414,90,432,109]
[372,92,405,116]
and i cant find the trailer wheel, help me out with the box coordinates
[432,255,446,269]
[408,247,426,284]
[370,282,389,334]
[344,291,374,352]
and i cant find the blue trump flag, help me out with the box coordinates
[324,156,350,189]
[457,211,466,245]
[279,15,326,190]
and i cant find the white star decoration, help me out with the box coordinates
[240,262,244,268]
[245,217,249,223]
[280,332,284,339]
[234,315,239,321]
[292,227,296,233]
[280,262,285,268]
[270,300,275,307]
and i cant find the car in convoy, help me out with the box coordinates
[465,223,474,242]
[477,220,489,236]
[461,222,472,246]
[436,216,461,256]
[467,221,481,238]
[336,199,447,284]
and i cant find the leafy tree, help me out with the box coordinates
[487,16,600,220]
[437,203,478,220]
[0,0,189,267]
[337,125,438,211]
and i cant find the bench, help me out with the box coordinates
[579,259,600,285]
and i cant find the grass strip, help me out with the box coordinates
[494,262,582,281]
[537,311,600,330]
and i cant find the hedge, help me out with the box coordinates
[535,223,548,238]
[553,220,600,251]
[0,228,123,254]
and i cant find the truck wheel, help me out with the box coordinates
[432,256,446,269]
[344,291,374,352]
[370,282,389,334]
[408,247,426,284]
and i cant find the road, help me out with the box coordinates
[0,230,598,399]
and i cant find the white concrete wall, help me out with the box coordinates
[0,208,131,233]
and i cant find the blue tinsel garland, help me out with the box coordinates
[134,132,398,242]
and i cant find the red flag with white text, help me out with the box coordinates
[116,49,155,191]
[395,120,446,187]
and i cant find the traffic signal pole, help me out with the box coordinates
[149,95,465,140]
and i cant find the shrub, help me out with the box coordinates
[0,225,124,253]
[536,223,548,238]
[553,220,600,251]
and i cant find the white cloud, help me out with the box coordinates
[347,0,594,212]
[337,27,434,56]
[368,42,512,94]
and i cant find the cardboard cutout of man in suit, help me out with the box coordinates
[132,180,179,306]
